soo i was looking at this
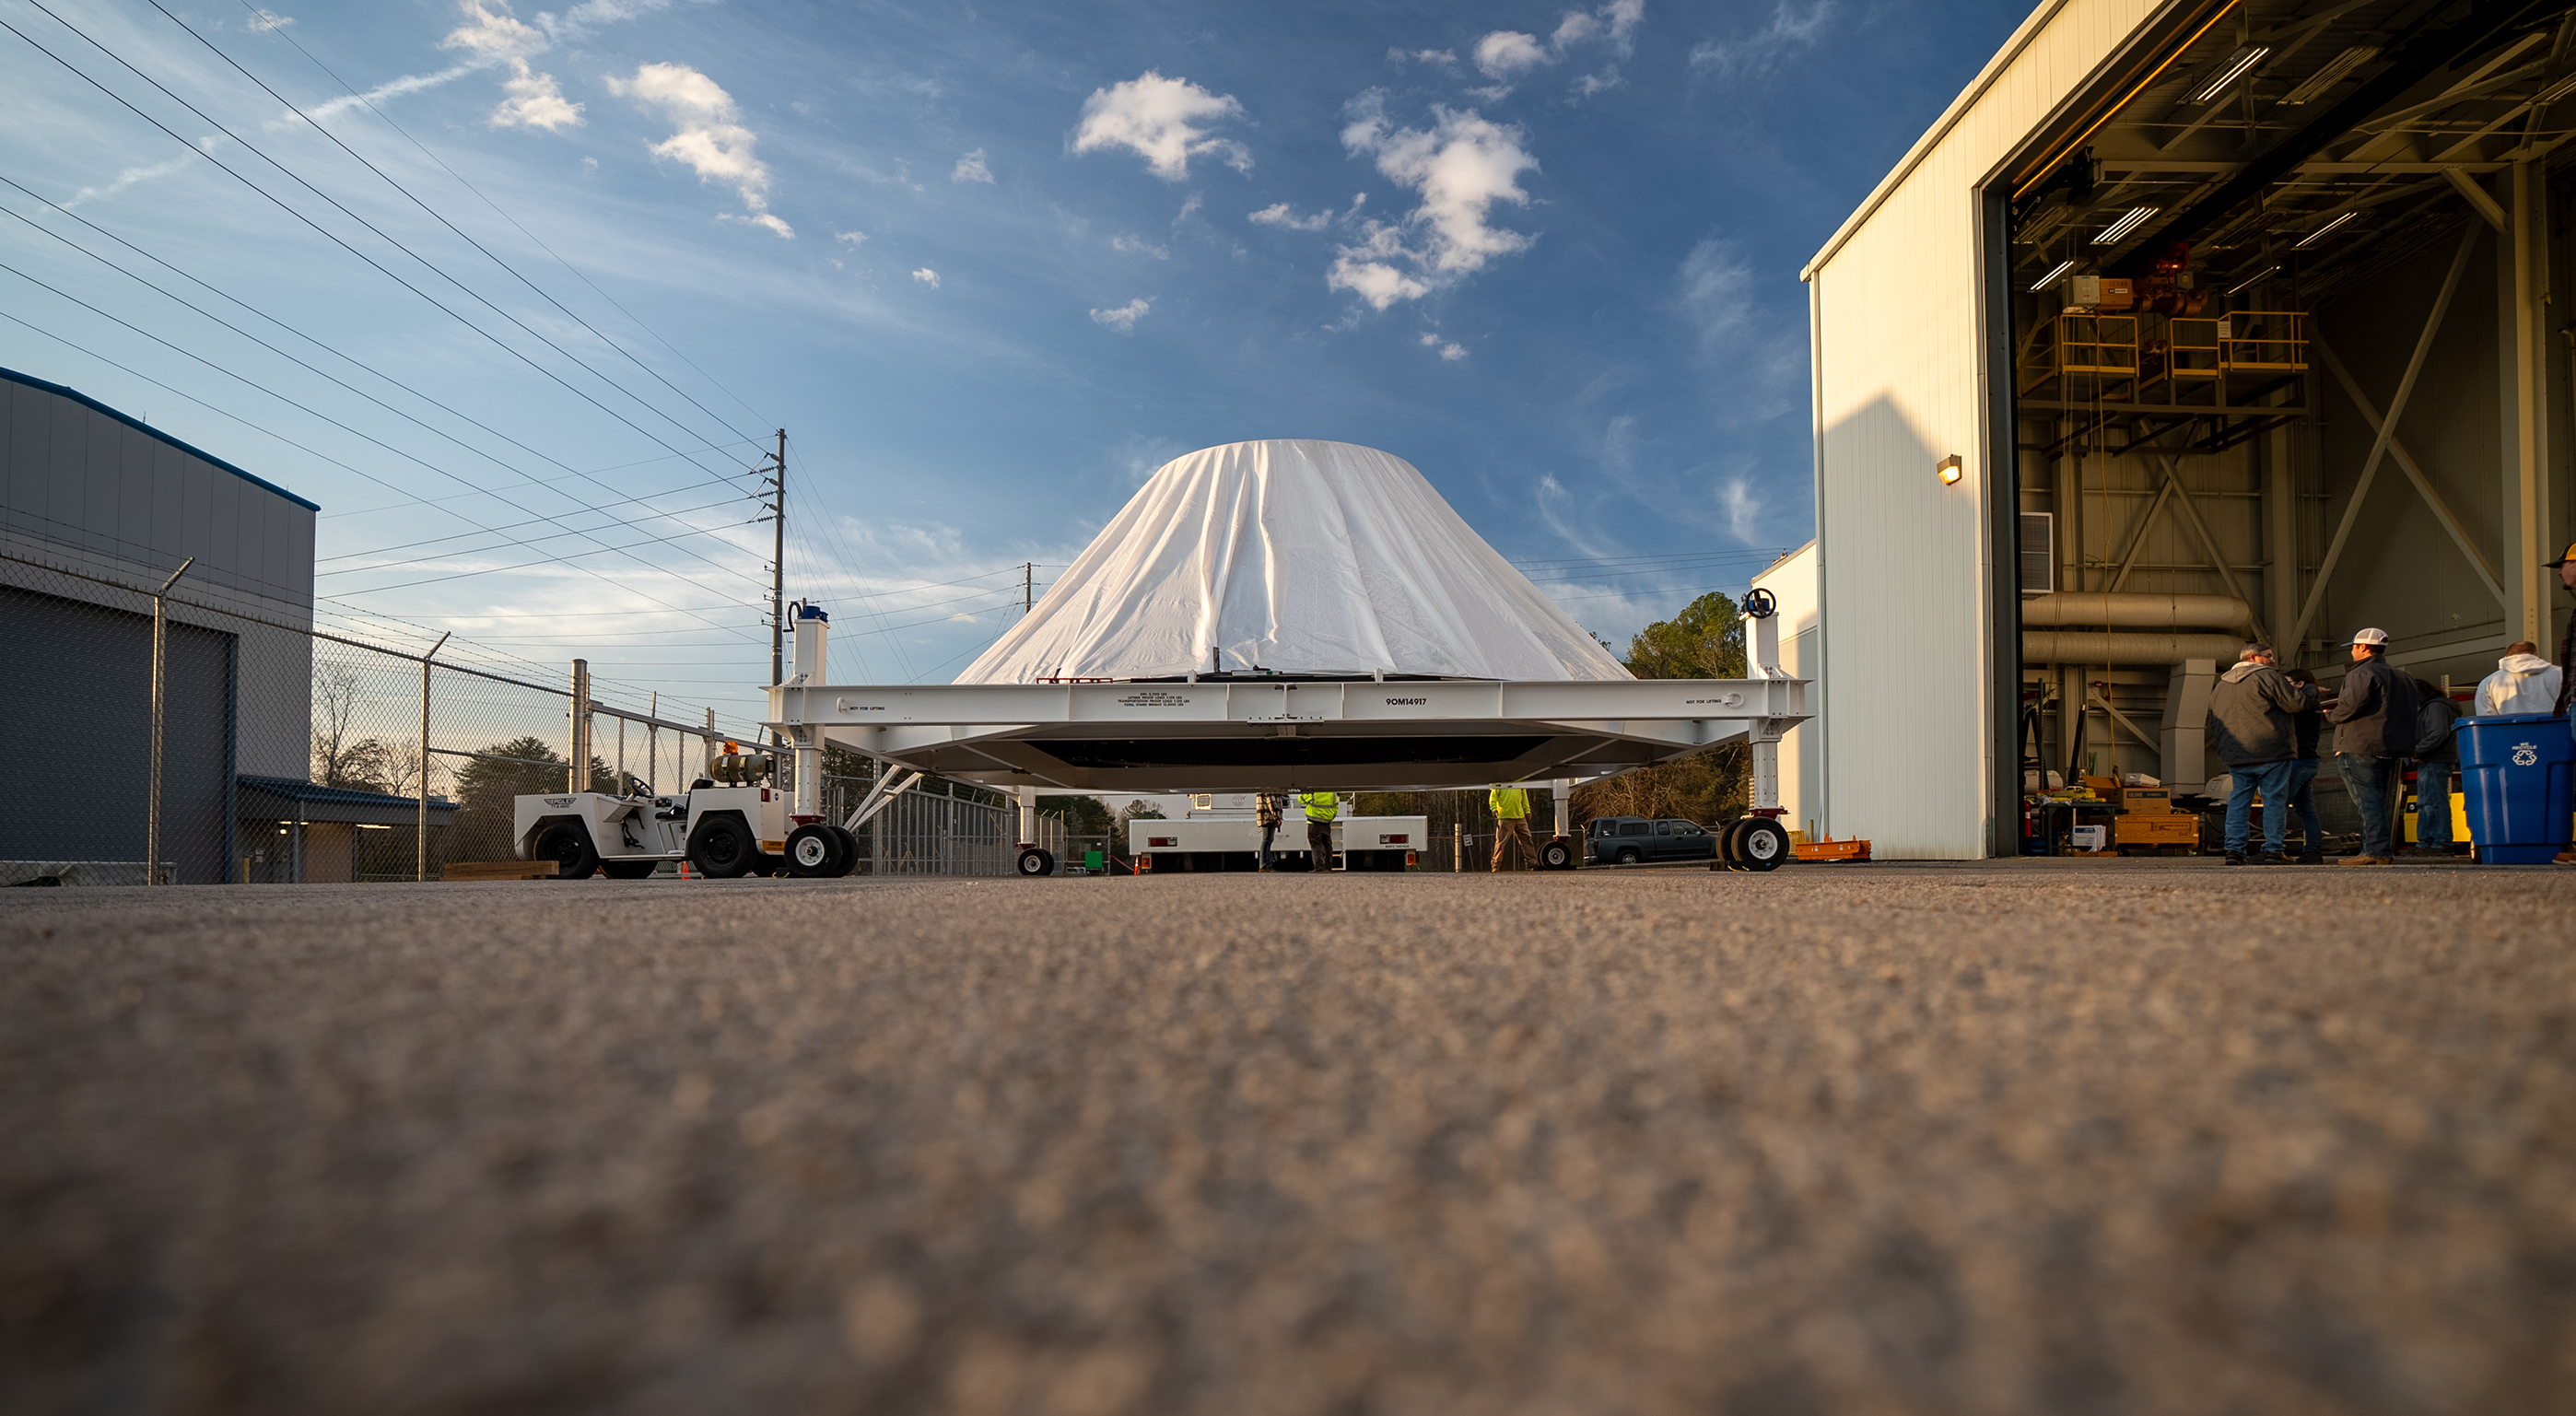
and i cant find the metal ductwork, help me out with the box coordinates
[2022,630,2248,665]
[2020,592,2253,633]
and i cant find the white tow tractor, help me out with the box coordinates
[510,743,861,880]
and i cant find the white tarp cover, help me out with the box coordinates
[958,440,1633,684]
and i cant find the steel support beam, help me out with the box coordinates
[2313,335,2507,606]
[2504,160,2552,643]
[2150,455,2267,642]
[2291,222,2479,649]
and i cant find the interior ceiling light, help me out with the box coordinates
[2019,205,2074,245]
[2193,44,2272,102]
[2030,258,2077,292]
[2226,263,2281,296]
[2293,210,2359,248]
[2092,205,2160,244]
[2536,70,2576,106]
[2282,46,2378,105]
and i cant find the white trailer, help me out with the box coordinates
[1127,812,1428,872]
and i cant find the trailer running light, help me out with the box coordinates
[1149,837,1177,848]
[1379,834,1409,845]
[2293,210,2357,248]
[2193,45,2270,102]
[2029,258,2077,292]
[2091,206,2159,244]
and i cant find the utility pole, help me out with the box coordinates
[762,428,787,688]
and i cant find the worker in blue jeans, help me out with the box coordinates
[2328,628,2418,865]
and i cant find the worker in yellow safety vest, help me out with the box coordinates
[1295,790,1339,872]
[1489,783,1533,872]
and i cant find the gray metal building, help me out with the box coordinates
[0,367,320,883]
[1804,0,2576,857]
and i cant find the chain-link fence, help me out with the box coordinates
[820,769,1059,876]
[1,550,1027,884]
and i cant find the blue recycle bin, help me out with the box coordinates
[2456,713,2574,864]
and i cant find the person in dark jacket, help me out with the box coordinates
[2400,677,2462,858]
[2328,627,2418,865]
[2206,642,2315,863]
[2549,541,2576,865]
[2283,668,2327,863]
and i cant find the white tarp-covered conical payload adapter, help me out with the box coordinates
[767,440,1809,863]
[957,439,1632,685]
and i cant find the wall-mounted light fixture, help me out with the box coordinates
[1936,454,1964,486]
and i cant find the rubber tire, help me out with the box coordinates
[1737,818,1790,872]
[1721,819,1759,872]
[533,822,600,880]
[1016,847,1055,877]
[685,813,758,879]
[601,859,659,880]
[827,825,861,876]
[1613,846,1643,866]
[1540,837,1575,871]
[785,824,846,878]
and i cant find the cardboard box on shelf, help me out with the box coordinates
[2112,787,2176,814]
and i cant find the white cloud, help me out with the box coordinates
[1388,47,1458,66]
[1719,477,1760,542]
[64,149,209,211]
[1090,298,1152,333]
[1676,237,1751,351]
[911,267,940,287]
[440,0,544,60]
[580,155,597,172]
[1112,232,1169,258]
[835,228,867,245]
[1175,193,1204,224]
[1071,72,1250,181]
[246,8,293,31]
[1439,341,1467,360]
[1471,31,1548,79]
[1329,92,1536,310]
[491,56,582,130]
[1689,1,1828,79]
[1461,3,1647,98]
[608,62,790,237]
[1677,236,1807,422]
[952,147,994,183]
[1247,202,1333,232]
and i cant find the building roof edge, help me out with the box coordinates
[1,366,322,512]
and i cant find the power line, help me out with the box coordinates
[151,0,766,454]
[231,0,773,432]
[0,191,770,595]
[0,301,763,647]
[4,6,766,510]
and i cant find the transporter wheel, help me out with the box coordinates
[1715,819,1750,872]
[533,823,600,880]
[785,824,847,878]
[685,814,758,879]
[1736,818,1790,872]
[1539,838,1575,871]
[1016,848,1055,877]
[827,825,861,876]
[1613,846,1643,867]
[601,859,660,880]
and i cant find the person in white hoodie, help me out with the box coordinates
[2474,640,2562,717]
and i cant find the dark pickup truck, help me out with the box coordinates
[1584,815,1718,865]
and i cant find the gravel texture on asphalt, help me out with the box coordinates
[5,864,2575,1416]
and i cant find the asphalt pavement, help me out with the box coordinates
[6,861,2574,1415]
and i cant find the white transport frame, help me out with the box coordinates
[764,595,1813,875]
[1128,813,1429,872]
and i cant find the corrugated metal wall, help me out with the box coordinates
[1806,0,2160,858]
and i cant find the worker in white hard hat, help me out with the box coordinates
[2326,627,2417,865]
[1295,789,1339,872]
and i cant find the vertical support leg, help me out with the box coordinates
[1551,778,1572,837]
[1750,733,1783,813]
[1018,785,1037,848]
[793,731,821,816]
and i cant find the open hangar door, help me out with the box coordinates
[1993,0,2576,849]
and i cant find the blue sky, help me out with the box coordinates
[2,0,2028,722]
